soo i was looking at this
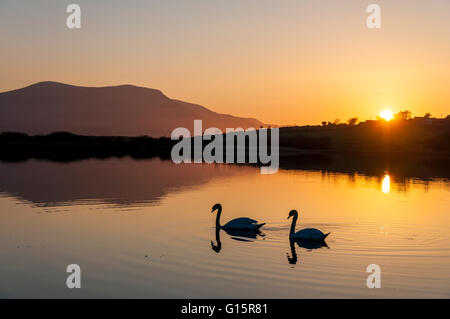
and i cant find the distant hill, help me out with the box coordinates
[0,82,265,136]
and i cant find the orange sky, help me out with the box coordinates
[0,0,449,125]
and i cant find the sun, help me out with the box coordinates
[380,109,394,121]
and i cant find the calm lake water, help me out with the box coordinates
[0,158,449,298]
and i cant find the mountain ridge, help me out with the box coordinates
[0,81,265,137]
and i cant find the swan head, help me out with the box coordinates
[211,203,222,213]
[288,209,298,219]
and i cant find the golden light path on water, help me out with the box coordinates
[382,174,391,194]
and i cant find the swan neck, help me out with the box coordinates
[215,207,222,228]
[290,214,298,235]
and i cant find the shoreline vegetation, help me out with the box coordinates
[1,116,449,180]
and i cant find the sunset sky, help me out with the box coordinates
[0,0,449,125]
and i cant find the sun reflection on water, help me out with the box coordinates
[381,174,390,194]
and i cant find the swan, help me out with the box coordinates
[288,209,330,241]
[211,203,265,231]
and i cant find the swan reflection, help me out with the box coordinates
[287,238,328,264]
[211,228,222,253]
[211,227,263,253]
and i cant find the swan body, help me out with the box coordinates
[288,210,329,241]
[223,217,262,230]
[291,228,329,240]
[211,204,265,231]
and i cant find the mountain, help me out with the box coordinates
[0,82,265,136]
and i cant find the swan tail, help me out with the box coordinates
[256,223,266,229]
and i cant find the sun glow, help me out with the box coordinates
[380,110,394,121]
